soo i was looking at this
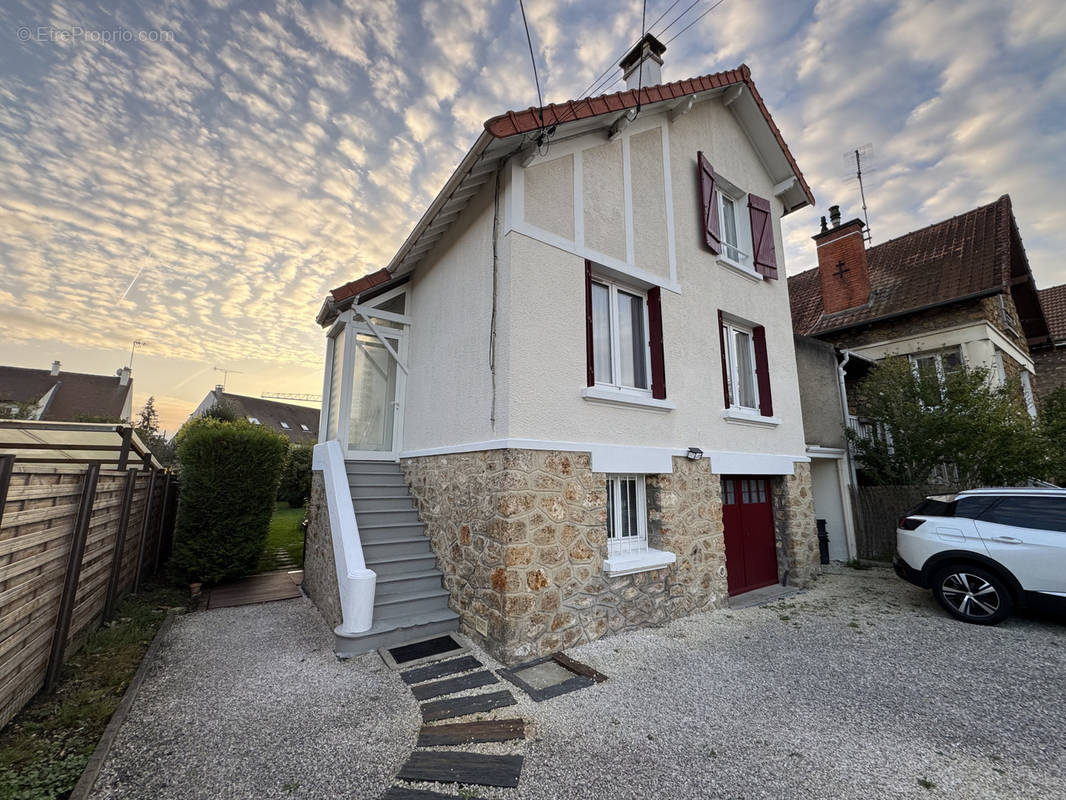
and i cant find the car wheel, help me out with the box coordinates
[932,564,1013,625]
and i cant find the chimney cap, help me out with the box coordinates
[50,360,61,376]
[829,205,842,227]
[619,33,666,72]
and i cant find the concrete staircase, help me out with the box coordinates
[334,460,457,657]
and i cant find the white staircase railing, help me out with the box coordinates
[312,440,376,634]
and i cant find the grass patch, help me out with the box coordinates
[0,583,191,800]
[256,502,306,573]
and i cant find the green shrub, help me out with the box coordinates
[171,417,288,584]
[277,443,313,508]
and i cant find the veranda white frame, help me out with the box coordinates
[721,317,760,412]
[591,275,653,395]
[319,285,412,461]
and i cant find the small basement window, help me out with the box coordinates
[603,474,676,577]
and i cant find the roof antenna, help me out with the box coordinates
[213,366,243,391]
[844,145,874,243]
[128,339,146,370]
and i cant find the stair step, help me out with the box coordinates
[375,587,452,620]
[377,570,445,599]
[352,483,414,499]
[401,655,483,686]
[349,473,407,487]
[366,553,438,578]
[334,609,459,658]
[362,537,434,558]
[360,521,425,535]
[355,509,422,526]
[411,670,499,701]
[416,719,525,747]
[346,460,403,475]
[397,751,523,788]
[354,496,415,512]
[420,689,518,723]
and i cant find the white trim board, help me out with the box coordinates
[399,438,808,475]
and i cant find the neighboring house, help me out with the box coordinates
[1032,284,1066,401]
[305,35,822,662]
[187,387,319,443]
[0,360,133,422]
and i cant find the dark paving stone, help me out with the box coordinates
[417,718,525,747]
[380,787,460,800]
[388,635,461,664]
[397,751,523,788]
[401,655,482,685]
[420,689,516,723]
[410,670,498,701]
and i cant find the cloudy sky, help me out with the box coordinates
[1,0,1064,432]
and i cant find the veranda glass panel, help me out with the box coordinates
[591,282,613,383]
[617,290,647,389]
[348,332,397,452]
[326,326,345,440]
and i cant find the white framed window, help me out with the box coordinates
[300,423,311,432]
[591,278,651,393]
[717,190,748,266]
[606,474,648,558]
[722,320,759,411]
[909,347,963,387]
[279,421,290,429]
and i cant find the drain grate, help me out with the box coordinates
[388,635,462,665]
[498,652,607,702]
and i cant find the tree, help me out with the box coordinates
[847,356,1048,487]
[134,396,174,466]
[1040,385,1066,486]
[277,443,313,508]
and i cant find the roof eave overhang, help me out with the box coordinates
[810,288,1004,339]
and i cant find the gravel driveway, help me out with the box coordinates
[90,568,1065,799]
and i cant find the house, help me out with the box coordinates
[305,35,822,662]
[187,387,319,443]
[0,360,134,422]
[789,196,1051,418]
[1033,284,1066,401]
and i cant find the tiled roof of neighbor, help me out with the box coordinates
[0,366,131,421]
[1040,284,1066,342]
[789,195,1048,341]
[325,64,813,315]
[215,392,319,443]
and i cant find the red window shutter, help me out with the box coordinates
[752,325,773,417]
[584,260,595,387]
[647,287,666,399]
[718,310,730,408]
[748,194,778,279]
[698,152,720,255]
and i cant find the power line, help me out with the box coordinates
[656,0,703,39]
[664,0,728,44]
[518,0,545,130]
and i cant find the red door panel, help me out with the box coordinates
[722,477,778,596]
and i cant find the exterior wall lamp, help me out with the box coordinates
[686,447,704,460]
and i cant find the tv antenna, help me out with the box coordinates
[128,340,146,370]
[844,144,875,243]
[261,392,322,404]
[213,366,243,391]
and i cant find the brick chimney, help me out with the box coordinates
[619,33,666,90]
[813,206,869,314]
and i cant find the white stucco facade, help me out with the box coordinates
[382,93,808,472]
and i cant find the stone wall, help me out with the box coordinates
[303,472,342,629]
[1034,346,1066,403]
[403,449,817,664]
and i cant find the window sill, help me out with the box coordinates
[717,256,763,282]
[603,548,677,577]
[581,386,676,411]
[721,407,781,427]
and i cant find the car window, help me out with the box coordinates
[953,496,998,520]
[978,497,1066,533]
[910,497,954,517]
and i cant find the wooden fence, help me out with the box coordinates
[851,484,959,561]
[0,455,177,729]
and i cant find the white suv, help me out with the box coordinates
[895,488,1066,624]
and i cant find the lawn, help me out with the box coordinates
[256,502,306,573]
[0,584,191,800]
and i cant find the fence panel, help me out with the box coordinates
[0,460,175,729]
[852,484,959,561]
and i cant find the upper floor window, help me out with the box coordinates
[909,347,963,386]
[585,261,667,401]
[718,312,774,418]
[697,151,778,280]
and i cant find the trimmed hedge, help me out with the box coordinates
[171,417,289,584]
[277,443,313,508]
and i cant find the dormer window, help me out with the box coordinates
[698,151,778,279]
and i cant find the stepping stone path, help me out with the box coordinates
[274,547,298,569]
[380,655,528,798]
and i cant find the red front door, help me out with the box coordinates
[721,477,778,596]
